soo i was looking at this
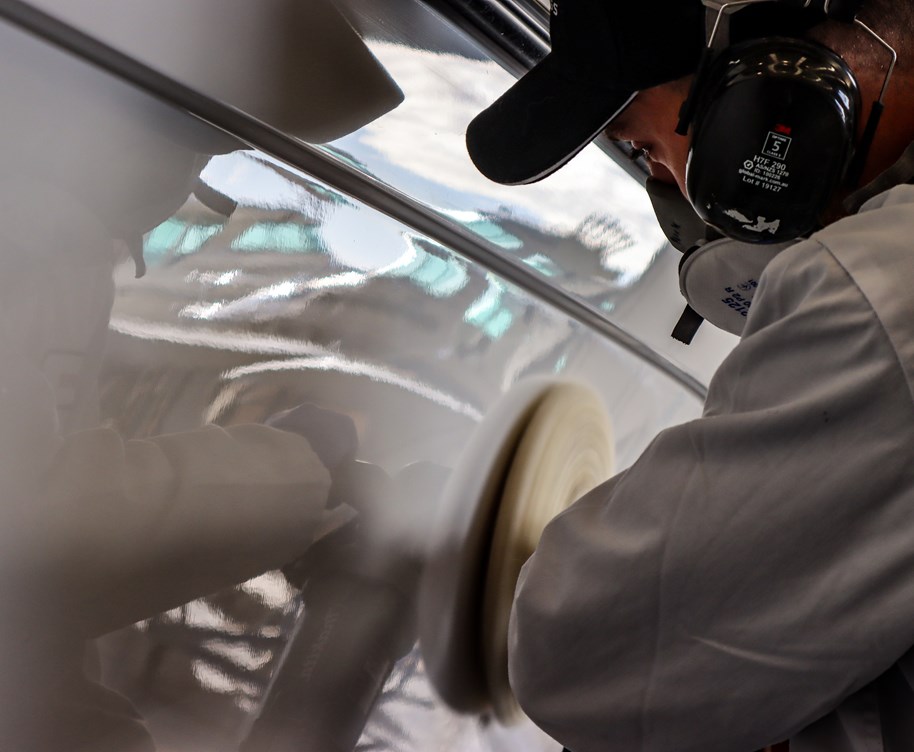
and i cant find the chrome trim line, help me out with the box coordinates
[499,0,550,38]
[0,0,708,400]
[420,0,549,76]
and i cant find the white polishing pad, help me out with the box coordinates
[482,383,614,723]
[419,379,552,713]
[418,380,613,722]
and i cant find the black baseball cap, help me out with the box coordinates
[466,0,705,185]
[466,0,829,186]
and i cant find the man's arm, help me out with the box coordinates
[509,239,914,751]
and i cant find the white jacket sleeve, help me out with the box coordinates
[509,239,914,752]
[0,333,330,638]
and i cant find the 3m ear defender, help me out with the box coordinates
[685,36,859,243]
[655,0,899,343]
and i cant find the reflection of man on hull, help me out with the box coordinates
[0,2,401,749]
[468,1,914,751]
[239,457,446,752]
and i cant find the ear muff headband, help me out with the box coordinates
[685,37,859,243]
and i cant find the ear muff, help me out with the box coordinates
[685,37,860,243]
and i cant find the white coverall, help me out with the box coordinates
[0,182,330,750]
[510,183,914,752]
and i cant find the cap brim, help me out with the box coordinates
[466,53,635,186]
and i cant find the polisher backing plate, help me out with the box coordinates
[482,382,614,723]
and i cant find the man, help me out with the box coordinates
[467,1,914,751]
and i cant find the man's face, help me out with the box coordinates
[604,76,694,196]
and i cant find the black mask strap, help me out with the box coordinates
[672,304,706,344]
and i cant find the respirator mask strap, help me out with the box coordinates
[671,303,706,345]
[645,178,719,343]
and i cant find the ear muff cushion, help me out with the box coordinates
[686,37,859,243]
